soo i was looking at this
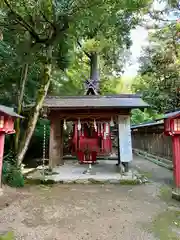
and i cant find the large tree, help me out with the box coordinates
[72,0,151,93]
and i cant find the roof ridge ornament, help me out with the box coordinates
[84,78,99,95]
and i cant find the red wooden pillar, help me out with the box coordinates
[0,133,5,187]
[172,135,180,188]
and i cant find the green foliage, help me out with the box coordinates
[0,232,14,240]
[2,153,24,187]
[25,118,50,159]
[132,21,180,113]
[0,0,152,104]
[131,109,163,124]
[74,0,152,73]
[34,118,50,140]
[50,50,133,96]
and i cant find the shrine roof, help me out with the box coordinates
[43,94,149,109]
[131,120,163,129]
[0,105,23,118]
[156,110,180,120]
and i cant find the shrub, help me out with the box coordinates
[2,152,24,188]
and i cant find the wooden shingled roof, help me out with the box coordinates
[42,94,149,109]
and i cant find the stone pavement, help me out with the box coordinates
[26,159,143,184]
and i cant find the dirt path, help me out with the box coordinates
[131,155,173,185]
[0,156,180,240]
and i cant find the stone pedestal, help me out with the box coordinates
[172,188,180,201]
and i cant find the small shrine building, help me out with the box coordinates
[42,94,148,170]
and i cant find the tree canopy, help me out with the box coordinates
[132,2,180,113]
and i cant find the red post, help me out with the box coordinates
[172,135,180,188]
[0,133,5,188]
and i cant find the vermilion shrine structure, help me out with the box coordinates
[0,105,23,187]
[131,109,180,201]
[163,111,180,199]
[43,93,148,171]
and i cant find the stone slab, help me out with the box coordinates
[26,160,144,185]
[22,168,36,175]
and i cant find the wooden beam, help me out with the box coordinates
[49,109,130,121]
[49,118,64,169]
[59,120,64,166]
[116,126,121,166]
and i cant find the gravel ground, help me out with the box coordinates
[0,156,179,240]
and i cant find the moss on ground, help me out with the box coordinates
[24,178,56,186]
[87,178,107,184]
[119,179,140,185]
[159,185,172,202]
[25,177,142,185]
[151,209,180,240]
[137,169,152,179]
[0,232,14,240]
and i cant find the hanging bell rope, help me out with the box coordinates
[42,123,46,166]
[41,107,48,176]
[41,121,47,178]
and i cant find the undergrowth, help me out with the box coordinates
[2,152,24,188]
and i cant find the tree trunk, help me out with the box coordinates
[14,63,29,153]
[90,52,100,92]
[16,48,52,166]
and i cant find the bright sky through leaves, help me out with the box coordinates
[123,0,168,78]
